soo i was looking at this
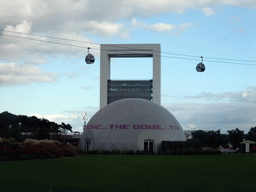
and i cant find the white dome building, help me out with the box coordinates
[79,98,186,153]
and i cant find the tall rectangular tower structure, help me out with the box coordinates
[100,44,161,108]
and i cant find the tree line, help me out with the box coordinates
[191,127,256,149]
[0,111,72,141]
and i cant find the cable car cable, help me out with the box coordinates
[1,29,256,66]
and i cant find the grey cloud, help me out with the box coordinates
[182,87,256,103]
[61,107,100,131]
[0,63,58,86]
[0,22,99,62]
[63,72,79,79]
[67,101,256,133]
[234,28,246,33]
[164,87,256,133]
[164,102,256,134]
[230,15,242,25]
[161,94,169,98]
[0,1,255,63]
[1,0,255,86]
[2,1,255,35]
[131,19,195,35]
[63,106,99,114]
[81,86,92,90]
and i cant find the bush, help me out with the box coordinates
[160,146,222,155]
[0,137,22,149]
[75,146,85,154]
[102,150,111,154]
[85,150,98,154]
[22,144,41,159]
[120,150,128,155]
[111,150,120,154]
[23,139,67,158]
[127,150,135,155]
[24,139,62,146]
[48,144,64,158]
[0,154,11,161]
[161,141,202,152]
[0,146,15,159]
[0,138,79,161]
[201,148,221,155]
[62,147,76,157]
[21,142,63,159]
[36,143,52,158]
[165,149,171,155]
[20,154,35,160]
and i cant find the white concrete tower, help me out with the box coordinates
[100,44,161,109]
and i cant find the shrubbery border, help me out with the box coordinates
[0,137,77,161]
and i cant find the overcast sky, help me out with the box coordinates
[1,0,256,133]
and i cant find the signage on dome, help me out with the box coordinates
[86,124,181,130]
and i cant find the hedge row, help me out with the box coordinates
[84,149,156,155]
[0,137,77,161]
[81,148,220,155]
[161,141,203,151]
[160,141,221,155]
[159,148,221,155]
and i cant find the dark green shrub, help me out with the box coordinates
[0,154,11,161]
[182,148,189,155]
[62,147,76,157]
[39,155,47,159]
[166,149,171,155]
[187,148,200,155]
[201,149,221,155]
[75,146,85,154]
[120,150,128,155]
[36,143,51,158]
[111,150,120,154]
[48,144,63,158]
[49,154,57,158]
[127,150,135,155]
[162,141,202,152]
[20,154,35,160]
[104,150,111,154]
[0,146,15,160]
[86,150,97,154]
[22,144,41,158]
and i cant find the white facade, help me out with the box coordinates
[100,44,161,109]
[79,98,186,152]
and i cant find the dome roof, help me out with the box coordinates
[80,98,186,152]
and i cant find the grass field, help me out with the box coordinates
[0,153,256,192]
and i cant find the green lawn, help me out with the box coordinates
[0,153,256,192]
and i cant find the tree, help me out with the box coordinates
[227,128,244,150]
[220,134,229,147]
[246,127,256,141]
[207,129,222,148]
[0,112,73,140]
[192,130,208,146]
[192,129,222,148]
